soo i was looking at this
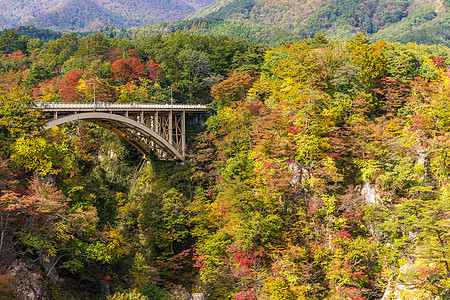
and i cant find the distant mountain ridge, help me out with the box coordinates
[2,0,450,47]
[0,0,215,31]
[190,0,450,45]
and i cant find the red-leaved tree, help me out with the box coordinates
[146,60,165,83]
[111,57,145,84]
[61,70,87,102]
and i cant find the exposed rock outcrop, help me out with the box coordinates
[361,181,380,205]
[9,258,49,300]
[192,293,205,300]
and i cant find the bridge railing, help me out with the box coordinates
[34,102,209,111]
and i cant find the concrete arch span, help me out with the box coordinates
[44,112,184,160]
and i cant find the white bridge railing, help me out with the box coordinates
[35,102,209,111]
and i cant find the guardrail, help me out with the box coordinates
[34,102,209,111]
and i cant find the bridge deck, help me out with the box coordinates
[35,102,210,113]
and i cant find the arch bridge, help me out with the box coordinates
[36,102,209,161]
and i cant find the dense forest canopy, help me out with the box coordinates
[1,28,450,299]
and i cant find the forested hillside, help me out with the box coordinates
[2,0,449,48]
[124,18,298,47]
[1,28,450,299]
[192,0,450,46]
[0,0,215,31]
[1,0,450,49]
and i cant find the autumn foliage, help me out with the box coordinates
[1,30,450,299]
[111,57,145,84]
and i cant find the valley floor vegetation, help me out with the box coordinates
[0,29,450,299]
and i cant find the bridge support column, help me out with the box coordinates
[169,110,173,146]
[154,112,159,134]
[182,111,186,158]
